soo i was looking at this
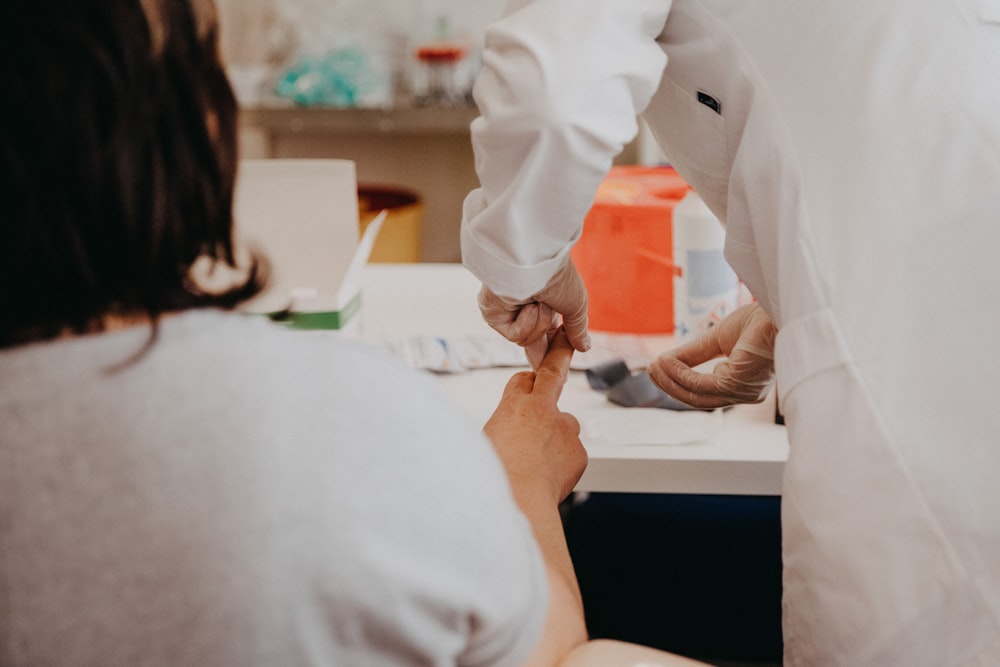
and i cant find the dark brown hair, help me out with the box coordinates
[0,0,265,347]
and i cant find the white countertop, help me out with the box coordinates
[359,263,788,495]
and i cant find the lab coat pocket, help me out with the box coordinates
[972,0,1000,22]
[647,76,729,206]
[969,0,1000,65]
[773,308,851,414]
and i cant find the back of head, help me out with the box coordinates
[0,0,264,347]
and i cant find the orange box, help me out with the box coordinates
[570,166,690,334]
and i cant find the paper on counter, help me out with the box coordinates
[571,331,677,371]
[580,406,722,447]
[384,333,528,373]
[385,329,679,373]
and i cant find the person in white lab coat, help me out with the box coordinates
[461,0,1000,664]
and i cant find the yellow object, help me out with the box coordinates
[358,185,423,263]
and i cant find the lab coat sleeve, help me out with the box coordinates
[461,0,674,299]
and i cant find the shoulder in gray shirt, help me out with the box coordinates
[0,310,547,667]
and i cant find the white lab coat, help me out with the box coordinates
[461,0,1000,664]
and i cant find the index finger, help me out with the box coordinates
[658,329,724,368]
[649,356,733,409]
[531,327,574,401]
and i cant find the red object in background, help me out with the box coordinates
[570,166,691,334]
[414,43,468,107]
[416,44,466,63]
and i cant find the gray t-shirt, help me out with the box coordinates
[0,310,547,666]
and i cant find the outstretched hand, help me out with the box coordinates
[485,328,590,665]
[483,327,587,504]
[648,303,777,409]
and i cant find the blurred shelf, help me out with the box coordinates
[239,102,479,136]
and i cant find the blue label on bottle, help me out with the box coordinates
[685,249,738,297]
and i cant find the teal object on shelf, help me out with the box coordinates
[275,48,375,107]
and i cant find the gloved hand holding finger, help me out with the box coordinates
[532,257,591,354]
[476,256,592,369]
[478,286,559,346]
[648,303,777,409]
[525,333,551,370]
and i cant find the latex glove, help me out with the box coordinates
[648,303,777,409]
[483,328,587,504]
[478,257,591,369]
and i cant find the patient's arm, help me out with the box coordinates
[483,328,590,665]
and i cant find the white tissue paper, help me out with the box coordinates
[580,407,722,447]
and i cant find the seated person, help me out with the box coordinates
[0,1,588,664]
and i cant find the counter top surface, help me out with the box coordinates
[359,263,788,495]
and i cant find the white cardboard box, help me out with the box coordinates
[233,159,372,331]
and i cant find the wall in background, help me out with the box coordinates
[217,0,508,103]
[221,0,642,263]
[217,0,510,54]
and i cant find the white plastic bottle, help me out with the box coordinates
[672,189,740,342]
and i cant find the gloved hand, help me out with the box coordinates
[648,302,777,409]
[478,257,591,368]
